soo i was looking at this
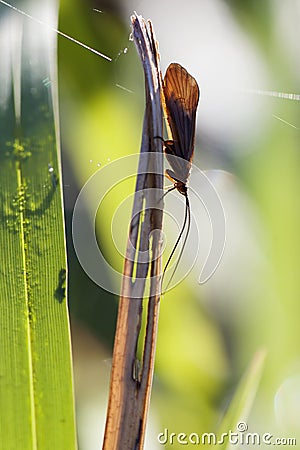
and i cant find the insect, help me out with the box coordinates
[161,63,200,288]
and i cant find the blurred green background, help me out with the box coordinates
[56,0,300,448]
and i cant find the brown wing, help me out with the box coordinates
[163,63,200,166]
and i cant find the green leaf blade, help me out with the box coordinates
[0,2,77,449]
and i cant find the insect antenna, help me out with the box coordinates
[161,185,177,199]
[161,192,191,292]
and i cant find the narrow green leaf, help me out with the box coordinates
[0,2,76,449]
[216,350,266,449]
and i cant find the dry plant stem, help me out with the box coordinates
[102,14,163,450]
